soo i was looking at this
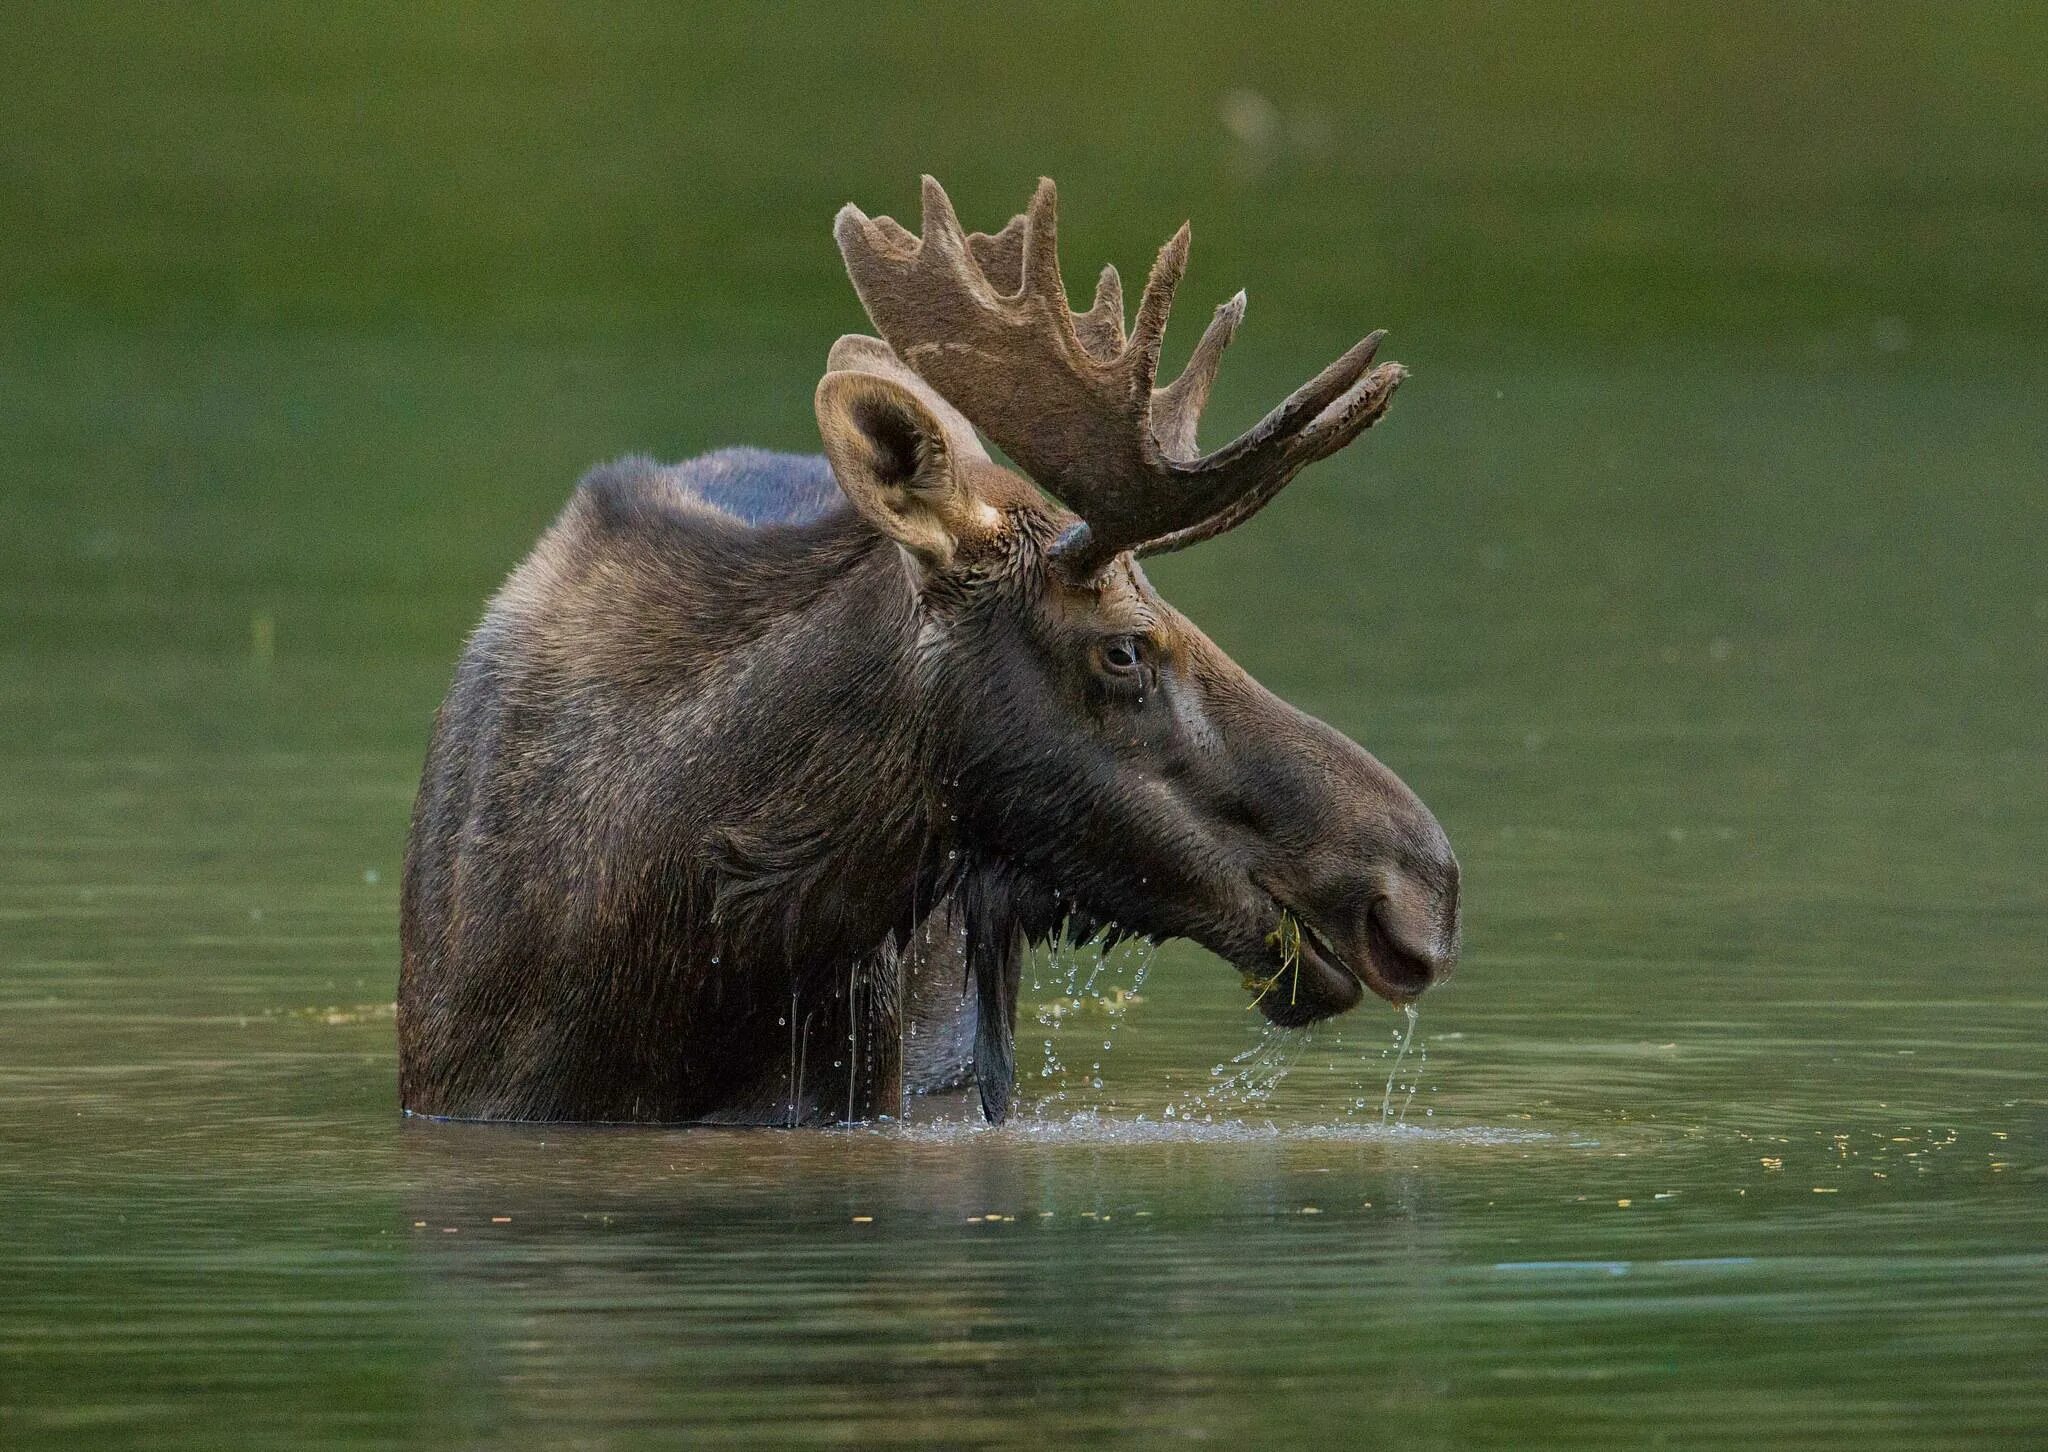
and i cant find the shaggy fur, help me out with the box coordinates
[403,449,965,1122]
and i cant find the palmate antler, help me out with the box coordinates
[834,176,1405,577]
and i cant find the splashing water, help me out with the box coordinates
[1027,934,1156,1113]
[1025,942,1435,1133]
[1167,1025,1309,1125]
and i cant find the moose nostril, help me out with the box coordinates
[1365,904,1441,994]
[1374,859,1461,979]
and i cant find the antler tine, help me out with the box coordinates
[833,203,911,263]
[1151,289,1245,459]
[1125,223,1190,408]
[1074,264,1126,361]
[869,214,919,254]
[917,174,972,264]
[969,181,1124,358]
[1137,358,1405,557]
[1019,177,1066,311]
[1211,329,1387,467]
[1298,357,1407,463]
[1054,322,1399,573]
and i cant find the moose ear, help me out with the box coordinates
[815,370,994,569]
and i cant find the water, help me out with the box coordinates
[3,5,2045,1448]
[1380,1004,1422,1124]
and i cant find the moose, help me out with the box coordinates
[398,177,1460,1126]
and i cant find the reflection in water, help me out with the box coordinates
[385,1117,1498,1444]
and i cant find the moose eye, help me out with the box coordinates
[1098,636,1143,675]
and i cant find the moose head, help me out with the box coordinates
[820,179,1459,1091]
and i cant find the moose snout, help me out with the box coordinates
[1337,748,1462,1000]
[1267,827,1459,1021]
[1248,715,1464,1010]
[1303,792,1462,1006]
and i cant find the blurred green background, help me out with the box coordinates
[2,4,2043,1448]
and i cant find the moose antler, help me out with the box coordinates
[834,176,1405,577]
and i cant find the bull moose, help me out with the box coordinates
[398,177,1460,1126]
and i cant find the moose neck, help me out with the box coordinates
[681,516,959,977]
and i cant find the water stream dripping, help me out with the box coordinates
[1379,1003,1420,1123]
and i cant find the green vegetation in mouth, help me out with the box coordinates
[1247,911,1305,1010]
